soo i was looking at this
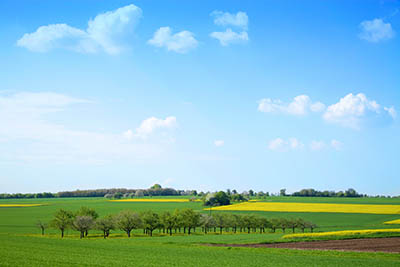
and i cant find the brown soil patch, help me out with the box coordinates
[209,237,400,253]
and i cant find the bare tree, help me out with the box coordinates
[36,220,47,235]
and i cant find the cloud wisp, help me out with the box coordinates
[0,92,176,164]
[17,4,142,54]
[210,11,249,46]
[268,138,343,152]
[258,95,325,115]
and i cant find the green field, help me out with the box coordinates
[1,197,400,266]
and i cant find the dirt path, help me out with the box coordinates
[208,237,400,253]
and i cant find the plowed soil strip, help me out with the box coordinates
[208,237,400,253]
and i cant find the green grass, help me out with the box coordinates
[1,196,400,266]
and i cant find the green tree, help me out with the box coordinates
[96,215,115,238]
[200,214,216,234]
[116,210,142,237]
[141,211,160,236]
[160,211,177,236]
[50,209,74,238]
[72,216,94,239]
[180,209,200,235]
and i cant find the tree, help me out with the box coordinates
[296,218,307,233]
[36,220,47,235]
[200,214,216,234]
[141,211,160,237]
[286,218,298,233]
[305,221,317,233]
[114,192,123,199]
[160,211,177,236]
[248,189,254,197]
[76,206,99,236]
[280,189,286,196]
[204,191,231,206]
[116,210,142,237]
[50,209,74,238]
[213,213,227,234]
[269,218,280,233]
[135,190,144,197]
[96,215,115,238]
[179,209,200,235]
[72,216,94,239]
[150,184,162,189]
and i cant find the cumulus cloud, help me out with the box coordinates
[210,28,248,46]
[0,92,174,164]
[211,11,248,29]
[148,27,198,53]
[268,138,304,151]
[258,95,325,115]
[323,93,383,128]
[17,4,142,54]
[359,18,395,42]
[214,140,224,147]
[133,116,177,139]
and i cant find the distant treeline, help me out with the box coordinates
[0,186,396,199]
[290,188,365,198]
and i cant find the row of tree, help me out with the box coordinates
[290,188,364,198]
[40,207,317,239]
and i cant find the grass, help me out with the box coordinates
[1,196,400,266]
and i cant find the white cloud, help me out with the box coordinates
[384,106,397,119]
[258,95,325,115]
[17,4,142,54]
[148,27,198,53]
[210,28,248,46]
[214,140,224,147]
[310,140,326,151]
[134,116,177,139]
[211,11,248,29]
[331,139,343,150]
[323,93,382,128]
[359,18,395,43]
[268,138,304,151]
[0,92,174,164]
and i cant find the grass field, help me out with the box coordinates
[1,196,400,266]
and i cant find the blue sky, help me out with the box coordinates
[0,0,399,195]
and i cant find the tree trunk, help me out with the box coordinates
[41,228,44,235]
[61,229,64,238]
[184,227,186,234]
[127,230,131,237]
[80,231,84,239]
[103,230,106,239]
[85,230,88,237]
[169,228,172,236]
[292,227,295,233]
[220,227,223,234]
[188,228,191,235]
[150,230,153,237]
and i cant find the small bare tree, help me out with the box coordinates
[36,220,47,235]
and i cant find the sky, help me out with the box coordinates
[0,0,399,195]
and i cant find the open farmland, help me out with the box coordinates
[0,197,400,266]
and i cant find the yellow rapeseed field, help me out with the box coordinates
[283,228,400,239]
[0,204,42,207]
[209,202,400,214]
[110,199,200,203]
[384,219,400,224]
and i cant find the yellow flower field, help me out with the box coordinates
[209,202,400,214]
[0,204,42,207]
[110,199,200,203]
[283,228,400,239]
[384,219,400,224]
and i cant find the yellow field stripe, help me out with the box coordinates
[384,219,400,224]
[0,204,42,207]
[209,202,400,214]
[283,228,400,239]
